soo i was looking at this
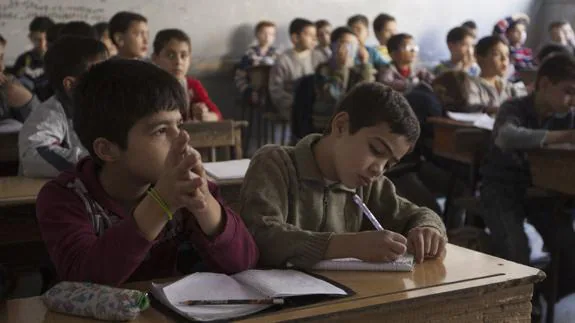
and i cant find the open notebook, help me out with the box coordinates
[150,269,349,322]
[312,254,415,272]
[203,159,251,181]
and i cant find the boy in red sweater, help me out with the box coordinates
[152,29,222,121]
[36,59,258,286]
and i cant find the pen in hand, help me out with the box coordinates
[352,194,384,231]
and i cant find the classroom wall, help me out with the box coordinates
[1,0,535,118]
[529,0,575,48]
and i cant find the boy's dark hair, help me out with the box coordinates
[330,26,355,44]
[73,59,188,163]
[0,34,5,46]
[289,18,314,36]
[447,27,474,44]
[93,22,110,39]
[325,82,420,143]
[255,20,276,34]
[47,23,65,45]
[153,29,191,55]
[549,21,568,31]
[536,53,575,90]
[29,16,55,33]
[475,35,506,57]
[44,36,108,95]
[537,43,572,63]
[109,11,147,46]
[315,19,331,30]
[373,13,396,33]
[461,20,477,30]
[347,14,369,28]
[59,21,98,39]
[506,19,528,34]
[387,33,413,53]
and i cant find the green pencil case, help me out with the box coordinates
[42,281,150,321]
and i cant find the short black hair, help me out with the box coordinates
[153,29,191,55]
[73,59,188,163]
[537,44,572,63]
[461,20,477,30]
[475,35,506,57]
[347,15,369,28]
[44,36,108,95]
[507,19,528,33]
[29,16,54,33]
[387,33,413,53]
[447,27,474,44]
[330,26,355,44]
[325,82,420,144]
[0,34,5,46]
[59,21,98,39]
[47,23,65,45]
[549,21,568,31]
[289,18,314,36]
[255,21,276,34]
[536,53,575,90]
[315,19,331,30]
[93,22,110,39]
[373,13,396,33]
[109,11,147,46]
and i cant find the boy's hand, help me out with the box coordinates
[354,230,408,262]
[358,46,370,65]
[407,227,447,264]
[191,103,208,121]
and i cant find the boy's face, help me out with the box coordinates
[539,78,575,115]
[293,26,317,51]
[119,110,184,184]
[256,26,276,48]
[350,22,368,44]
[0,43,5,73]
[376,20,397,45]
[317,26,332,47]
[117,21,149,58]
[391,37,418,65]
[550,26,567,45]
[335,33,360,67]
[477,42,509,77]
[448,35,474,63]
[331,115,411,189]
[152,39,191,81]
[506,23,526,46]
[29,31,48,55]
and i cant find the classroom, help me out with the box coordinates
[0,0,574,322]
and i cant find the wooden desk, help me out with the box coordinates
[528,145,575,195]
[0,245,544,322]
[0,177,49,207]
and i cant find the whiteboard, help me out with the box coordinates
[1,0,534,66]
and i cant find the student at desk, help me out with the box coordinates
[480,53,575,301]
[240,82,447,268]
[36,60,258,286]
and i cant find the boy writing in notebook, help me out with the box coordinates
[109,11,149,60]
[36,59,258,286]
[19,37,108,178]
[241,82,447,268]
[480,53,575,300]
[152,29,222,121]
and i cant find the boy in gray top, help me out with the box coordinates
[480,53,575,300]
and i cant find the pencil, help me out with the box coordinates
[179,298,285,306]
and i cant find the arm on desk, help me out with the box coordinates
[496,123,575,150]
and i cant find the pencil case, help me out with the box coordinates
[42,281,150,321]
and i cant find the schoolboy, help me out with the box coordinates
[347,14,387,67]
[269,18,316,120]
[152,29,222,121]
[12,16,54,80]
[493,14,535,80]
[36,59,258,285]
[312,20,332,68]
[235,20,278,105]
[480,53,575,300]
[461,20,478,38]
[109,11,149,59]
[377,33,434,94]
[434,27,480,77]
[373,13,397,62]
[19,37,108,178]
[241,82,447,268]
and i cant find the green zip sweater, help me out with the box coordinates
[239,134,446,268]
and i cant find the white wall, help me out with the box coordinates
[1,0,534,67]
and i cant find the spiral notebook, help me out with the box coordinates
[312,254,414,272]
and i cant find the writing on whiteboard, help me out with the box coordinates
[0,0,108,26]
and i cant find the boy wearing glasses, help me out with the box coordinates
[377,33,434,94]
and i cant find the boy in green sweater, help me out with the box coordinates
[240,82,447,268]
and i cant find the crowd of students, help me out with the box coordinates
[1,8,575,315]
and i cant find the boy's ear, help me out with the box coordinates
[331,111,350,136]
[62,76,77,92]
[113,32,124,48]
[93,138,122,163]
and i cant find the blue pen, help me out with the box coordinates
[352,194,384,231]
